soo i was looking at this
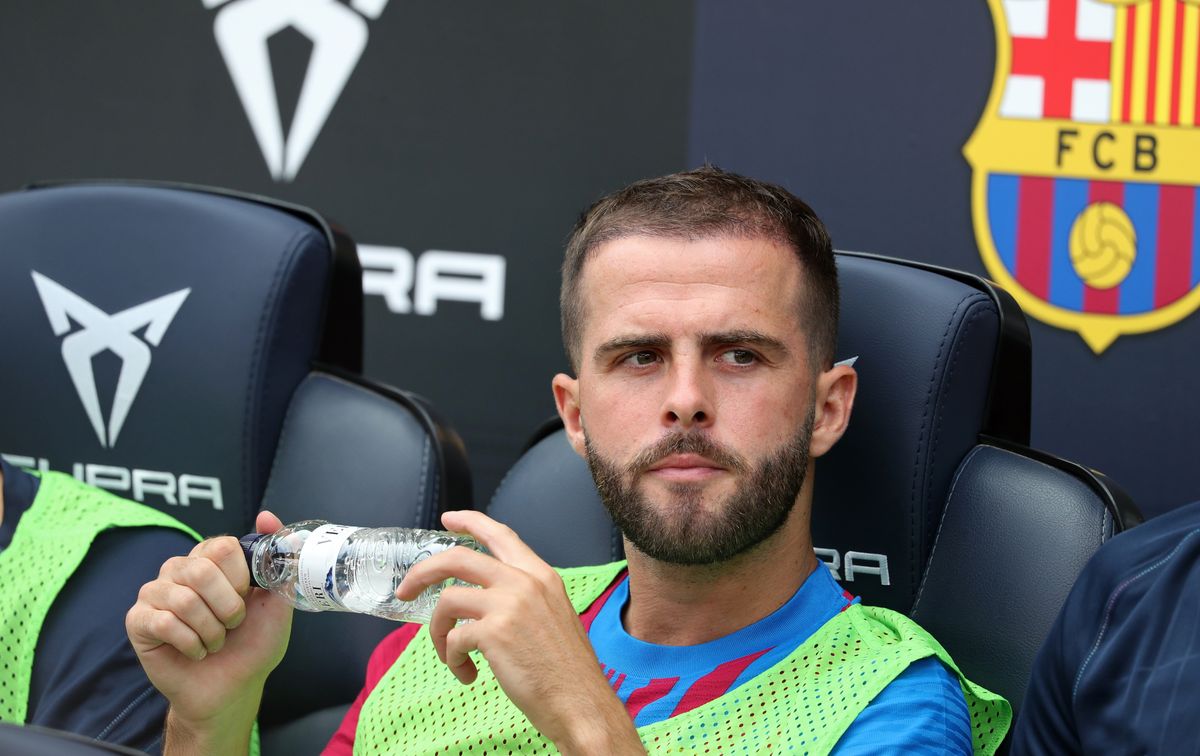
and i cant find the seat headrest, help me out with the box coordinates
[814,253,1029,611]
[0,182,361,535]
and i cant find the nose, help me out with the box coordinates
[661,359,714,429]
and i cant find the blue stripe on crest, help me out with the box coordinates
[988,174,1019,274]
[1049,177,1087,311]
[1121,183,1159,315]
[1193,186,1200,288]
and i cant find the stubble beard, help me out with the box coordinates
[585,408,815,566]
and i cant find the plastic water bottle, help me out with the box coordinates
[239,520,484,623]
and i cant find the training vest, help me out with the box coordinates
[355,562,1011,755]
[0,471,200,723]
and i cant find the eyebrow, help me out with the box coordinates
[592,329,790,363]
[593,333,671,362]
[699,330,789,355]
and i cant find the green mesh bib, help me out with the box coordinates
[355,562,1011,755]
[0,471,200,723]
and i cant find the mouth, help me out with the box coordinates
[645,454,726,482]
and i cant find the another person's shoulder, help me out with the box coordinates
[1088,498,1200,575]
[1014,501,1200,755]
[1053,499,1200,639]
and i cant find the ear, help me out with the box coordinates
[809,364,857,459]
[552,372,586,458]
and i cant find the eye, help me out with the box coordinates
[622,350,659,367]
[718,349,757,366]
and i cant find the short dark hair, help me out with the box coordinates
[561,165,839,372]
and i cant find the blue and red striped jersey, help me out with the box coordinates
[580,565,858,727]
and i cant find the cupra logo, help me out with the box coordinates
[31,272,190,449]
[205,0,390,181]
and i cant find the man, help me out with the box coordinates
[1012,499,1200,754]
[127,167,1010,754]
[0,456,198,749]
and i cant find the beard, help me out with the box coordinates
[585,408,814,566]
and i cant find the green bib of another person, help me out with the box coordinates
[355,562,1012,755]
[0,471,200,723]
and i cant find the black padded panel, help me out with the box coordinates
[0,724,143,755]
[258,371,451,724]
[488,431,620,567]
[0,183,333,536]
[909,444,1118,718]
[259,705,350,756]
[260,372,445,530]
[813,254,1003,611]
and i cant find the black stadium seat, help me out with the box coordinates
[486,251,1143,742]
[0,181,472,753]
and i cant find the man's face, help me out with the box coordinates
[555,234,824,566]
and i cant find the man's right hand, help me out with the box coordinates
[125,510,294,753]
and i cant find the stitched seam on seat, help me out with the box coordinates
[924,297,992,579]
[487,464,520,512]
[95,683,156,740]
[259,375,311,512]
[907,293,983,593]
[1072,528,1200,701]
[911,445,985,615]
[430,461,441,521]
[418,436,431,527]
[242,229,310,527]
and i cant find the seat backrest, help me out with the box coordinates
[0,181,361,535]
[0,181,473,750]
[485,251,1141,728]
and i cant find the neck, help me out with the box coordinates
[620,493,818,647]
[0,464,5,526]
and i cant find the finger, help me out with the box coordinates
[159,554,248,629]
[139,581,229,654]
[427,585,489,664]
[440,510,542,570]
[256,510,284,535]
[396,546,507,600]
[190,536,252,599]
[131,606,208,661]
[443,623,480,685]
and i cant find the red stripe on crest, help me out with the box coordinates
[1017,176,1054,299]
[1083,181,1124,314]
[1156,184,1195,306]
[1195,12,1200,124]
[1171,1,1186,125]
[1147,0,1162,119]
[1124,5,1138,123]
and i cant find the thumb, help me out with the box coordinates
[255,510,285,535]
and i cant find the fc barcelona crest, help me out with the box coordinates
[965,0,1200,352]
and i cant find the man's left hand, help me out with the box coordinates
[396,510,643,755]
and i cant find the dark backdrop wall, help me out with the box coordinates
[1,0,1195,516]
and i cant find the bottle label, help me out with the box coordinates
[298,524,362,612]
